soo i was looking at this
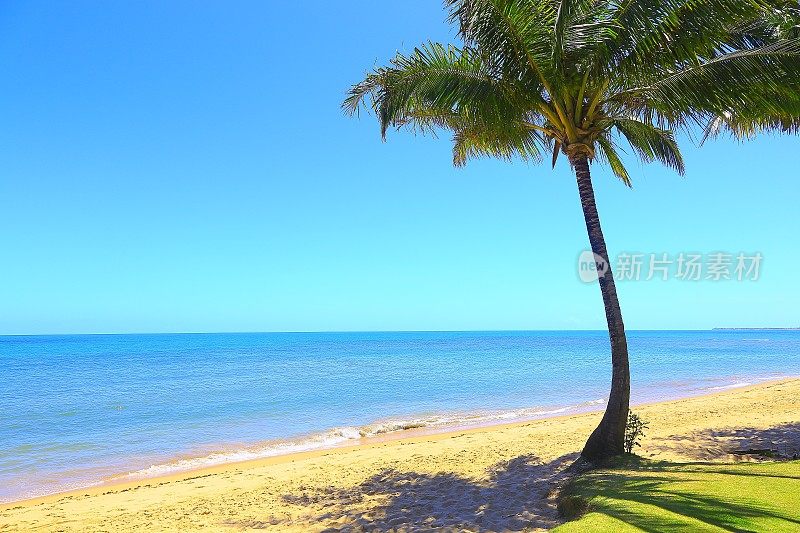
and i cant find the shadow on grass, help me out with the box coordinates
[561,455,800,532]
[630,459,800,481]
[280,453,578,532]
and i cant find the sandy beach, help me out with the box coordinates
[2,378,798,532]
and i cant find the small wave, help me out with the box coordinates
[707,381,751,391]
[116,398,607,482]
[0,479,104,504]
[116,428,363,480]
[361,398,607,438]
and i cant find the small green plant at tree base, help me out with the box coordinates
[557,495,590,519]
[624,412,649,454]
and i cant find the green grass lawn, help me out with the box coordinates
[554,458,800,532]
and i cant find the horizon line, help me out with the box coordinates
[2,327,798,337]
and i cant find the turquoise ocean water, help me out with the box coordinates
[1,330,798,502]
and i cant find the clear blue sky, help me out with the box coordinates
[1,1,797,334]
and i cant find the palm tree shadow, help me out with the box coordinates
[574,470,800,532]
[282,452,578,532]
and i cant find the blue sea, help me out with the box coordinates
[1,330,798,502]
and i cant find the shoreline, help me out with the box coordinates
[3,376,797,511]
[5,330,796,512]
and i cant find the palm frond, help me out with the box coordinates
[702,113,800,142]
[652,39,800,109]
[344,42,530,139]
[601,0,771,81]
[611,118,685,175]
[445,0,557,88]
[452,119,546,166]
[595,134,632,187]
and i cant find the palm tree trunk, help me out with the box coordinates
[571,153,630,463]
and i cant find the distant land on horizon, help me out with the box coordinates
[712,327,800,330]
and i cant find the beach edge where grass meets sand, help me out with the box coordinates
[2,378,799,531]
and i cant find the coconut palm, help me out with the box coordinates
[344,0,800,462]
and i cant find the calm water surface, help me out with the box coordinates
[1,330,798,502]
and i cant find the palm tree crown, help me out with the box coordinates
[344,0,800,181]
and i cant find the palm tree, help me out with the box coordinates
[344,0,800,462]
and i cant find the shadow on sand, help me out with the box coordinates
[282,453,578,532]
[649,422,800,461]
[260,425,800,532]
